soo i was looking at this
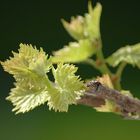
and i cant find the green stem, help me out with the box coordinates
[113,62,127,90]
[87,38,126,90]
[44,75,53,89]
[112,75,122,90]
[28,69,53,90]
[84,59,98,70]
[95,39,112,75]
[116,62,127,78]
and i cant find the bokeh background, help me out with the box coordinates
[0,0,140,140]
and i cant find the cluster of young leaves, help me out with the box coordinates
[52,2,140,70]
[1,2,140,116]
[51,2,140,114]
[1,44,84,114]
[52,2,102,63]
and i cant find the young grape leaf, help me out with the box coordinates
[62,16,85,40]
[106,43,140,68]
[1,43,52,80]
[52,39,95,63]
[62,2,102,41]
[1,44,85,113]
[47,63,84,112]
[84,2,102,41]
[1,44,53,113]
[7,77,49,114]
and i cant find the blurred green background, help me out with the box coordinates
[0,0,140,140]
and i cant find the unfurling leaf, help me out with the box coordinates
[1,44,85,113]
[7,77,49,114]
[106,43,140,68]
[53,2,102,63]
[62,2,102,41]
[47,63,84,112]
[85,2,102,41]
[52,39,95,63]
[1,44,52,113]
[62,16,85,40]
[1,43,52,79]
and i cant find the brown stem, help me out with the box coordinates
[77,81,140,120]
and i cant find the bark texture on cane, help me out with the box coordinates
[77,81,140,120]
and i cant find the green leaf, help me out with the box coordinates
[1,44,85,113]
[52,39,95,63]
[53,2,102,64]
[106,43,140,68]
[1,43,52,79]
[7,76,49,114]
[85,2,102,41]
[1,43,53,113]
[62,16,85,40]
[47,63,84,112]
[61,2,102,41]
